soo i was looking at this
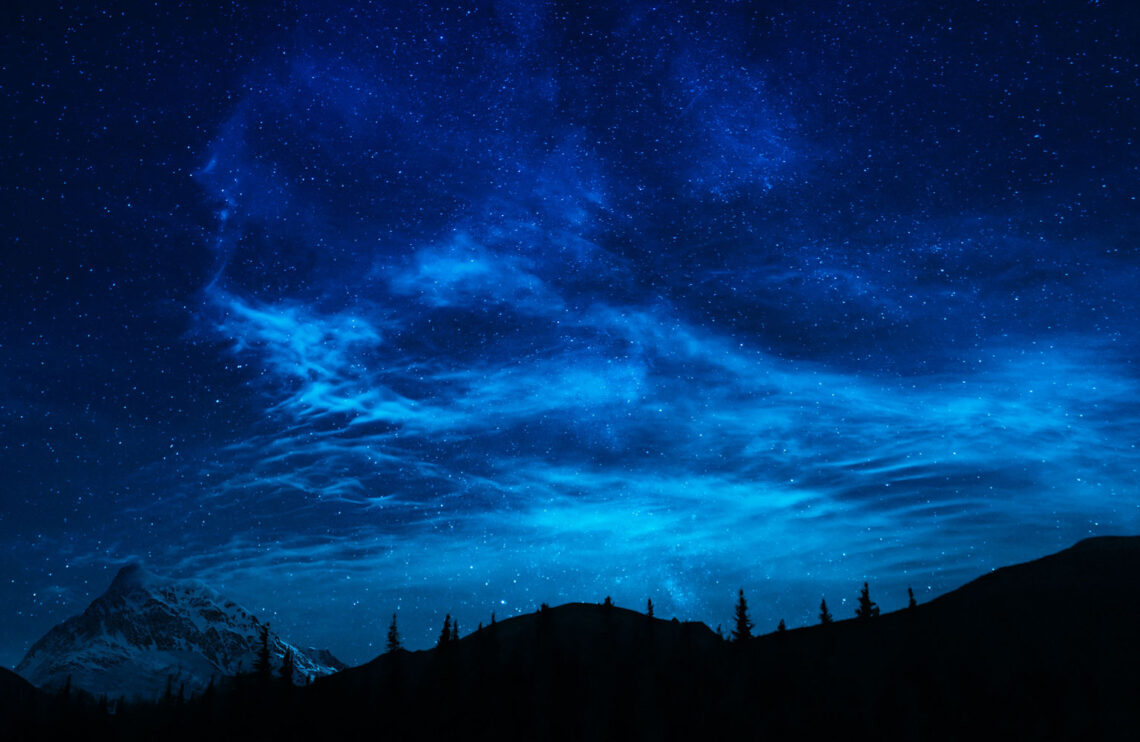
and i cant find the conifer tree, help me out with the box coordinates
[490,612,496,626]
[254,624,272,682]
[732,589,753,642]
[855,582,879,619]
[451,620,459,643]
[778,618,786,632]
[386,612,402,653]
[819,598,833,624]
[279,648,295,685]
[908,586,917,609]
[202,678,215,713]
[646,598,654,618]
[603,596,613,608]
[438,615,452,648]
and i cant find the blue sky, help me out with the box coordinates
[2,0,1138,666]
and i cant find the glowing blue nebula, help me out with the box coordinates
[2,0,1137,666]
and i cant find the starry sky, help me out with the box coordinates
[2,0,1138,667]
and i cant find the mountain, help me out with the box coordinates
[300,536,1140,741]
[725,535,1140,740]
[0,665,41,715]
[306,602,728,741]
[15,564,345,701]
[8,537,1139,740]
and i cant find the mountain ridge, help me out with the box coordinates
[16,564,344,701]
[5,536,1138,739]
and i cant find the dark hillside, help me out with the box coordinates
[7,537,1139,741]
[728,536,1140,739]
[309,603,725,741]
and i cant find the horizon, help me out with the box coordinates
[5,534,1126,668]
[3,1,1138,670]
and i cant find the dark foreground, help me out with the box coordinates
[5,536,1139,741]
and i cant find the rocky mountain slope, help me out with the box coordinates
[16,564,344,700]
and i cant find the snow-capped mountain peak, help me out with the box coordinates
[16,564,345,700]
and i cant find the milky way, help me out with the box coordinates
[3,1,1138,665]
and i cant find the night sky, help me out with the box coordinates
[2,0,1138,668]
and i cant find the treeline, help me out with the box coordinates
[8,548,1139,742]
[723,580,917,641]
[381,579,917,652]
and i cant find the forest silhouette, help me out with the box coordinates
[3,536,1138,741]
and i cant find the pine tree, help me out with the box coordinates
[603,596,614,608]
[490,612,496,626]
[279,648,295,685]
[451,620,459,643]
[646,598,654,618]
[438,615,451,647]
[908,586,917,609]
[819,598,833,624]
[855,582,879,619]
[386,612,402,653]
[732,589,753,642]
[254,624,272,683]
[202,678,215,713]
[777,618,786,632]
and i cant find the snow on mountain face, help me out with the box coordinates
[16,564,345,700]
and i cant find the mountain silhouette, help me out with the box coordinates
[725,536,1140,739]
[303,536,1140,741]
[4,536,1138,741]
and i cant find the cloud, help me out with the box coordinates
[388,234,558,312]
[161,3,1140,658]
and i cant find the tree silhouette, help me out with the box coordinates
[438,615,452,647]
[450,620,459,643]
[387,612,402,653]
[603,596,614,609]
[855,582,879,619]
[202,678,215,715]
[908,586,917,609]
[819,598,833,624]
[732,589,753,642]
[279,648,295,685]
[647,598,654,618]
[254,624,272,683]
[778,618,786,632]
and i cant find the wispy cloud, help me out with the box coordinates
[388,234,559,312]
[126,7,1140,659]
